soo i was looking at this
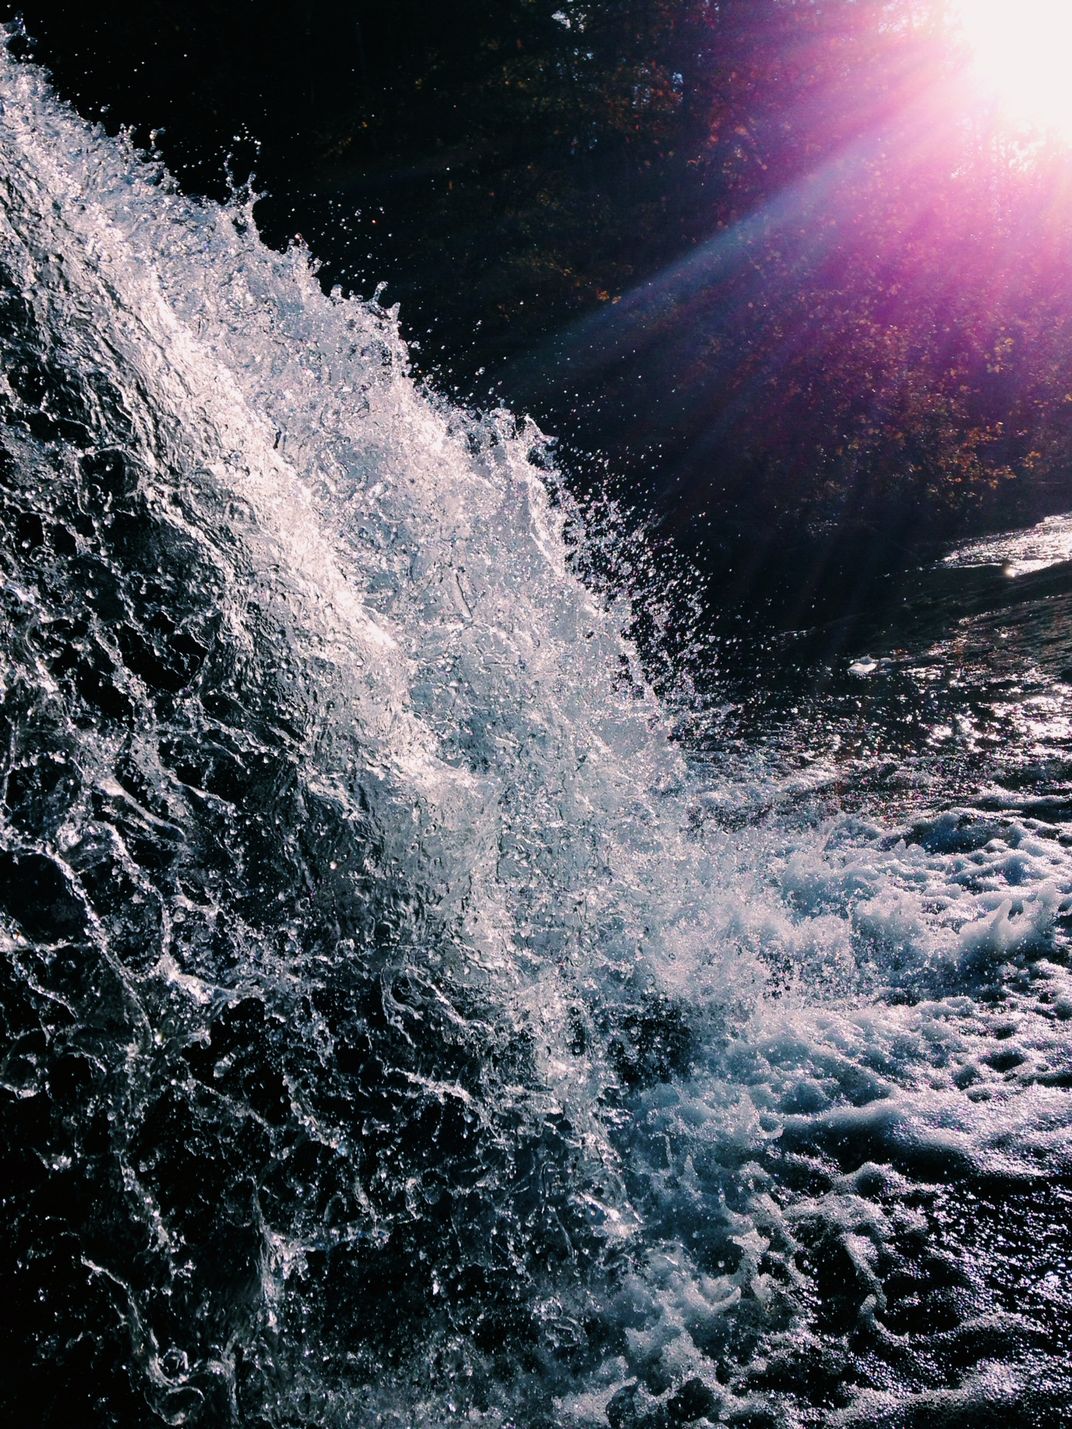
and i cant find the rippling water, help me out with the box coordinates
[0,42,1069,1428]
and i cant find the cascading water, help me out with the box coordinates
[1,40,1071,1428]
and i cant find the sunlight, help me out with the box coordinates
[953,0,1072,139]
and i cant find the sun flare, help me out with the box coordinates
[954,0,1072,139]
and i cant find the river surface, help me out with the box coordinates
[0,41,1069,1429]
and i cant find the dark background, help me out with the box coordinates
[5,1,1071,630]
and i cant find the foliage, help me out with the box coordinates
[14,0,1072,600]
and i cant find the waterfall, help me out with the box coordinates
[1,40,1070,1428]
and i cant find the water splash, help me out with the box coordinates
[0,41,1070,1427]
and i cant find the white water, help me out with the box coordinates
[945,511,1072,578]
[0,43,1070,1427]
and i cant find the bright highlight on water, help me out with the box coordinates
[0,38,1070,1428]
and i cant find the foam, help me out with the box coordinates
[0,36,1070,1425]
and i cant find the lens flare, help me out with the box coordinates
[954,0,1072,139]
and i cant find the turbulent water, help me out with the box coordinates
[1,43,1071,1428]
